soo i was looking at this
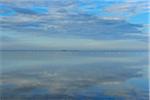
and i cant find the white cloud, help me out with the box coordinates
[0,0,148,50]
[104,0,149,18]
[1,31,148,50]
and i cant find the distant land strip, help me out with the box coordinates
[0,49,148,52]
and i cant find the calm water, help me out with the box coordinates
[0,51,149,100]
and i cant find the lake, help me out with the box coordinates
[0,50,149,100]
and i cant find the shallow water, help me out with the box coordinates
[0,51,149,100]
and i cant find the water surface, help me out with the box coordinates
[0,51,149,100]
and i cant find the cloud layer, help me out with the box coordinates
[0,0,149,50]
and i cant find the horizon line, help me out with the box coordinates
[0,49,148,52]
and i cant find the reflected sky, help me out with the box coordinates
[0,51,149,100]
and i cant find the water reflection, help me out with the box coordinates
[0,51,149,100]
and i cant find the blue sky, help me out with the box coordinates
[0,0,149,50]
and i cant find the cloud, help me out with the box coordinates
[104,0,149,18]
[0,13,145,40]
[0,0,148,50]
[1,32,148,50]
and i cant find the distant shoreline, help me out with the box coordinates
[0,50,148,52]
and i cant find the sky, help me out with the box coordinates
[0,0,149,50]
